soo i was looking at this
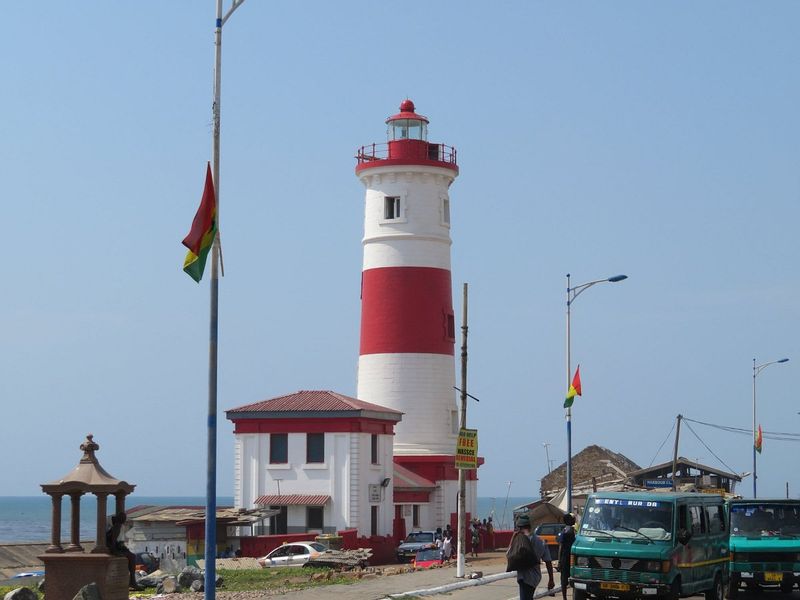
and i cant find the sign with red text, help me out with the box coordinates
[455,428,478,469]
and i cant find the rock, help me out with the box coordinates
[177,566,203,588]
[190,580,204,592]
[138,572,169,588]
[71,582,102,600]
[158,576,178,594]
[4,588,38,600]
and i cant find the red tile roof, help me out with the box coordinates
[255,494,330,506]
[227,390,403,417]
[393,463,436,490]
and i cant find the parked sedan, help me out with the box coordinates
[257,542,328,568]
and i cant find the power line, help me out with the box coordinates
[683,417,800,442]
[648,420,676,467]
[682,420,739,475]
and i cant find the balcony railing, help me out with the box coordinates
[356,142,457,166]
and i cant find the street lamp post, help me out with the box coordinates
[566,273,627,514]
[752,357,789,498]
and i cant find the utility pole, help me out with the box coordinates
[671,414,682,492]
[456,283,469,578]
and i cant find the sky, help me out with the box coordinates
[2,2,798,501]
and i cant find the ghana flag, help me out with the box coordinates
[182,163,217,282]
[564,365,582,408]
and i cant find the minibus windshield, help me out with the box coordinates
[730,503,800,537]
[581,497,673,541]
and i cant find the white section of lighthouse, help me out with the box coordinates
[355,100,460,456]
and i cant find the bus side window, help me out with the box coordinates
[689,506,705,535]
[679,505,688,531]
[705,505,724,534]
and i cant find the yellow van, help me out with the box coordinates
[571,492,728,600]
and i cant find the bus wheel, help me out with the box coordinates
[705,574,724,600]
[780,580,793,594]
[573,588,588,600]
[726,575,738,600]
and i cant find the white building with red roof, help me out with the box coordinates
[226,390,403,536]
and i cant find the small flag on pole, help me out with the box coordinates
[564,365,582,408]
[755,424,763,454]
[182,163,217,282]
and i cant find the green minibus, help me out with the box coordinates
[570,492,728,600]
[727,498,800,597]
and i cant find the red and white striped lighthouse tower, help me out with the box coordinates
[355,100,476,528]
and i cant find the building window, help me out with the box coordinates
[307,506,324,531]
[371,505,378,536]
[413,505,420,528]
[306,432,325,463]
[446,313,455,340]
[442,198,450,225]
[269,506,287,535]
[384,196,401,220]
[371,434,379,464]
[270,433,288,464]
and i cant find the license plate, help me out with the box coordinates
[600,582,631,591]
[764,572,783,582]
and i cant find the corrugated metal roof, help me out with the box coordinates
[393,463,436,490]
[227,390,402,416]
[255,494,330,506]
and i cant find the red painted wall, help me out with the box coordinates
[360,267,454,356]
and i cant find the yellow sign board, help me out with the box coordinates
[455,428,478,469]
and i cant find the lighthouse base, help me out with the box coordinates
[393,455,481,535]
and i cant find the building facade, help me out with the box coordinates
[226,390,401,536]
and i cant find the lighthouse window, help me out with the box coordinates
[384,196,401,220]
[441,198,450,225]
[388,119,427,141]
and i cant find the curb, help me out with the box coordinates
[384,571,562,599]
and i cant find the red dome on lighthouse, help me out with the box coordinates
[386,99,430,125]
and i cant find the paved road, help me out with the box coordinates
[439,582,800,600]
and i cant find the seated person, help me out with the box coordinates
[106,512,142,591]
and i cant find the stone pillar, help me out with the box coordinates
[66,492,83,552]
[114,492,126,518]
[46,492,64,553]
[92,492,109,553]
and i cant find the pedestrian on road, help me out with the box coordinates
[507,514,555,600]
[558,513,577,600]
[470,519,480,557]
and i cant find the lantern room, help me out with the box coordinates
[386,99,429,141]
[355,99,457,174]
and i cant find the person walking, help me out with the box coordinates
[558,513,577,600]
[507,514,555,600]
[470,519,480,557]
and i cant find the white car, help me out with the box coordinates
[257,542,328,568]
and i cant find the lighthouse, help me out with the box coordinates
[355,100,477,529]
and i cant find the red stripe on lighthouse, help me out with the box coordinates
[360,266,455,356]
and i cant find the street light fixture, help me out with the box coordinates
[566,273,627,513]
[753,357,789,498]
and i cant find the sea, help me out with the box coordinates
[0,495,533,543]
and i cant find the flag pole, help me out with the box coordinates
[205,1,245,598]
